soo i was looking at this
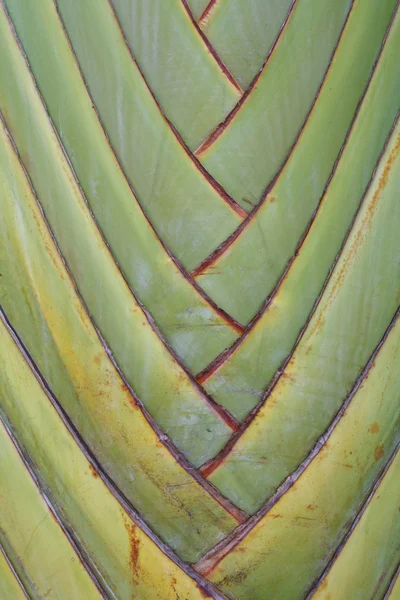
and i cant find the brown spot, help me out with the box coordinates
[369,423,380,434]
[269,513,283,519]
[93,353,102,365]
[88,464,99,479]
[374,445,384,462]
[268,195,276,203]
[121,510,141,582]
[306,504,316,511]
[195,583,211,598]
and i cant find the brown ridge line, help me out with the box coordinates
[0,109,245,522]
[0,542,31,599]
[191,0,357,276]
[0,309,240,600]
[180,0,243,93]
[193,9,397,382]
[194,308,400,574]
[304,444,400,599]
[50,4,244,337]
[106,0,246,219]
[193,0,298,156]
[0,410,109,599]
[4,6,240,434]
[383,563,400,599]
[198,108,400,476]
[198,0,218,24]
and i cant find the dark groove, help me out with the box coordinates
[2,5,240,432]
[198,0,217,24]
[49,3,244,336]
[194,9,398,383]
[383,563,400,599]
[106,0,247,218]
[192,0,356,273]
[194,0,298,155]
[0,411,109,599]
[305,444,400,598]
[0,543,31,599]
[199,108,400,476]
[180,0,243,93]
[0,308,236,600]
[195,307,400,572]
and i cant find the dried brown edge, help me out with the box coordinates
[3,5,240,433]
[180,0,243,93]
[194,6,397,383]
[0,410,109,599]
[198,108,400,476]
[0,308,237,600]
[49,3,244,336]
[383,563,400,599]
[194,308,400,573]
[0,106,246,522]
[0,543,30,599]
[106,0,246,219]
[193,0,298,155]
[304,444,400,599]
[192,0,356,274]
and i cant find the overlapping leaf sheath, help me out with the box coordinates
[1,0,399,598]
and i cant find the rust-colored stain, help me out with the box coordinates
[196,582,211,598]
[306,504,317,511]
[93,353,101,365]
[369,422,380,434]
[269,513,283,519]
[88,463,99,478]
[120,510,141,588]
[374,445,384,462]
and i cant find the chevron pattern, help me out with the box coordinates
[0,0,400,598]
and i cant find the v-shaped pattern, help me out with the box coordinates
[1,0,400,598]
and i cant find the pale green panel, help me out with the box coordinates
[111,0,240,149]
[0,7,233,467]
[0,320,222,597]
[186,0,209,20]
[208,314,400,598]
[199,0,353,207]
[0,551,26,600]
[56,0,242,271]
[4,0,238,374]
[203,5,400,420]
[0,120,236,561]
[312,452,400,600]
[197,0,396,324]
[0,421,101,600]
[201,0,293,89]
[209,120,400,512]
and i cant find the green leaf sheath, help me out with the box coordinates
[202,3,400,420]
[0,316,220,598]
[311,450,400,599]
[3,0,239,375]
[197,0,353,208]
[0,115,238,561]
[196,0,397,325]
[208,116,400,512]
[55,0,244,271]
[0,3,236,468]
[110,0,241,149]
[200,0,294,89]
[0,549,28,600]
[205,311,400,598]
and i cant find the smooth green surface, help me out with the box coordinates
[111,0,240,149]
[5,0,239,374]
[0,318,214,599]
[0,117,237,562]
[198,0,352,207]
[197,0,396,324]
[0,550,26,600]
[208,118,400,512]
[0,4,234,468]
[55,0,243,272]
[0,419,102,600]
[203,5,400,420]
[207,312,400,598]
[200,0,293,89]
[312,451,400,600]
